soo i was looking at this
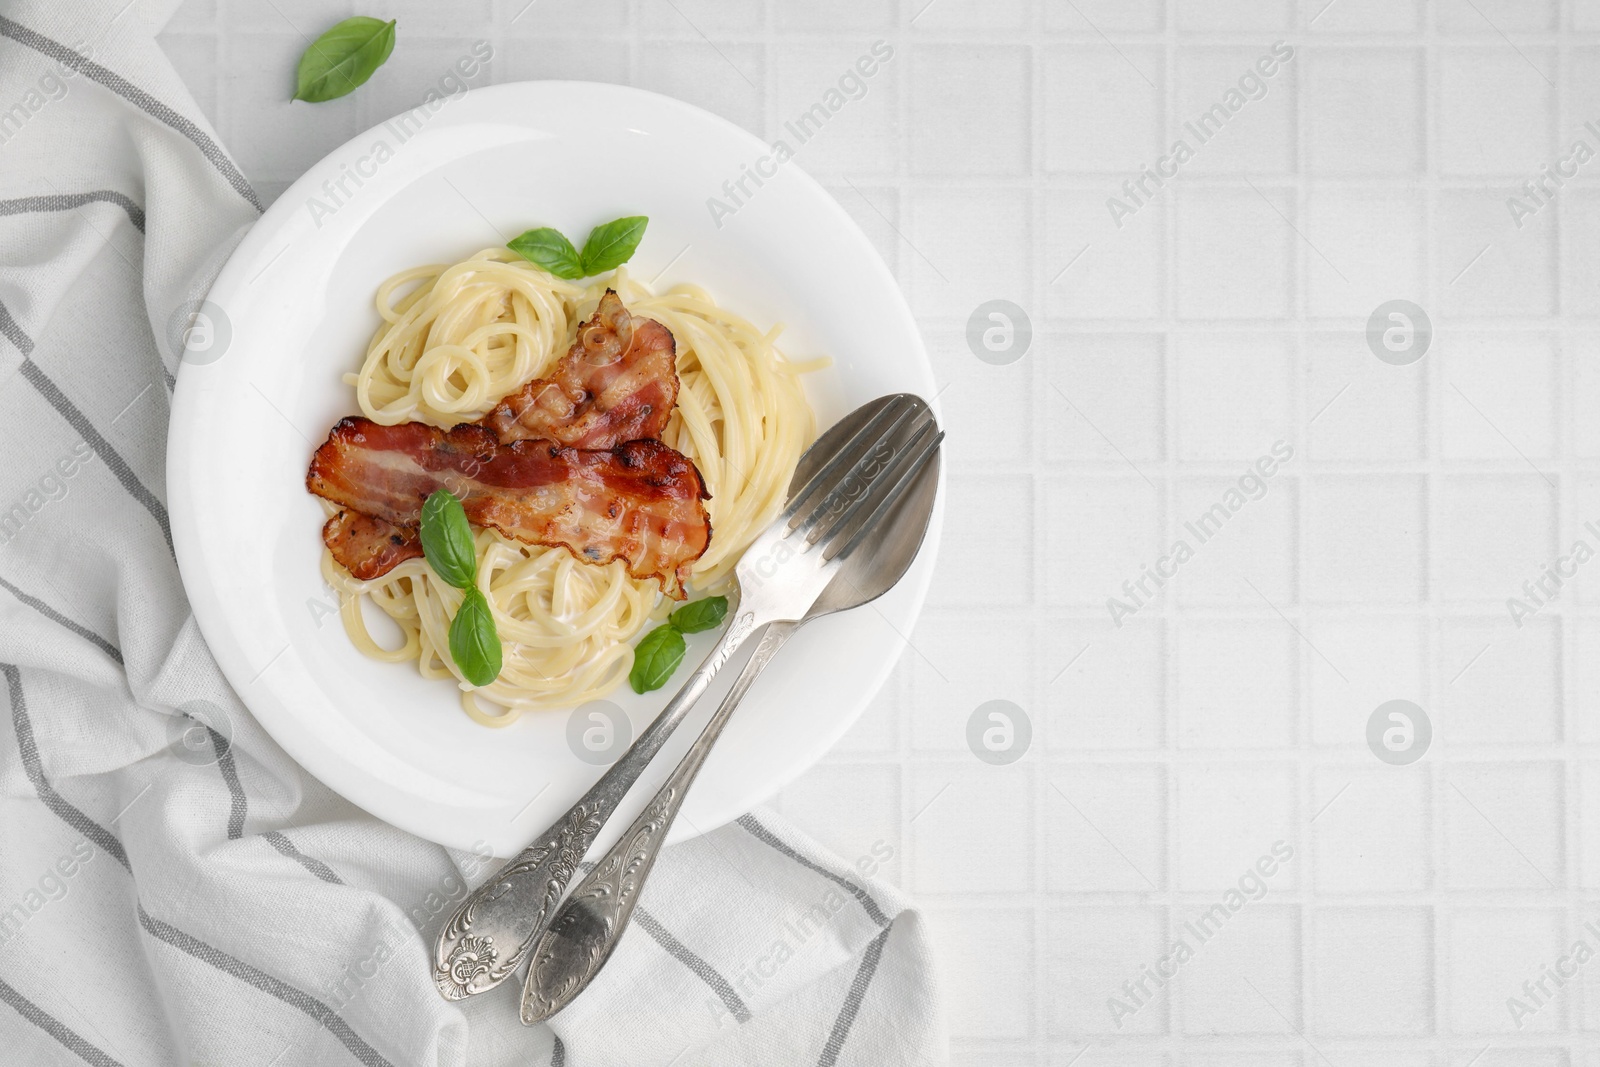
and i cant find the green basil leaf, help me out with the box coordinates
[293,17,397,103]
[419,490,477,589]
[668,595,728,635]
[507,228,585,280]
[629,624,686,694]
[449,588,503,687]
[579,216,648,276]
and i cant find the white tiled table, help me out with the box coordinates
[159,1,1600,1063]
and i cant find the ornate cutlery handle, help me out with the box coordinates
[433,608,763,1000]
[519,620,800,1023]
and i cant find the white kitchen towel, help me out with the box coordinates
[0,1,945,1064]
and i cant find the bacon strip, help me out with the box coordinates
[322,509,424,581]
[483,290,678,448]
[308,418,709,598]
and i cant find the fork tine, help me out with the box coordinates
[787,400,921,540]
[781,395,910,528]
[801,416,933,549]
[824,424,942,563]
[808,411,940,558]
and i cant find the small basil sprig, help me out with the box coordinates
[507,216,648,280]
[628,595,729,694]
[293,16,397,103]
[419,489,502,687]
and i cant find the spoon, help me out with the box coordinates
[518,401,942,1023]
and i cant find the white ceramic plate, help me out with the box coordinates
[167,82,940,856]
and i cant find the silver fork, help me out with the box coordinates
[433,394,938,1001]
[519,396,941,1023]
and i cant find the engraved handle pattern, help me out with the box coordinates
[433,800,606,999]
[521,621,800,1023]
[433,609,765,1001]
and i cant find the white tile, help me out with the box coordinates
[909,764,1034,894]
[926,331,1030,472]
[1578,348,1600,460]
[1437,617,1562,746]
[925,907,1035,1038]
[1307,0,1421,33]
[1311,768,1430,892]
[1448,908,1567,1032]
[1042,46,1164,174]
[1442,333,1558,460]
[1045,765,1165,892]
[387,3,491,35]
[1445,762,1564,889]
[1436,0,1557,31]
[1304,475,1427,604]
[1176,765,1298,891]
[1306,617,1427,748]
[1045,619,1166,751]
[1562,193,1600,317]
[1305,331,1426,461]
[1576,620,1600,745]
[372,37,497,129]
[1437,190,1556,317]
[1309,907,1434,1035]
[1043,0,1164,30]
[1173,333,1295,459]
[770,45,899,176]
[503,0,629,29]
[1571,476,1600,608]
[1439,49,1555,175]
[905,187,1031,322]
[1172,475,1296,608]
[1313,1055,1429,1067]
[1182,1055,1300,1067]
[910,0,1027,30]
[1177,904,1302,1035]
[1304,187,1425,319]
[777,764,902,884]
[1578,1,1600,30]
[907,613,1036,753]
[1580,764,1600,888]
[1045,906,1170,1036]
[1042,476,1164,607]
[1173,47,1296,177]
[162,0,217,30]
[1175,189,1295,319]
[774,0,894,31]
[1433,475,1556,603]
[924,474,1033,608]
[1039,333,1165,462]
[1049,1056,1169,1067]
[1301,49,1424,175]
[498,35,628,83]
[908,45,1031,176]
[1175,0,1292,32]
[1176,622,1297,749]
[1570,49,1600,135]
[1043,192,1164,320]
[634,43,765,134]
[638,0,762,32]
[229,0,351,30]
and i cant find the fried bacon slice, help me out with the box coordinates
[322,509,424,581]
[483,290,678,448]
[307,417,709,598]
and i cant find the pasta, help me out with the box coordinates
[323,248,817,725]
